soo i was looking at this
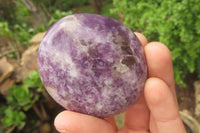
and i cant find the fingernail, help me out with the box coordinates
[57,129,68,133]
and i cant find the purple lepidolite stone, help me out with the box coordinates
[37,14,147,118]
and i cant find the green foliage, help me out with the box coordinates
[6,85,37,111]
[0,21,36,46]
[0,71,44,131]
[13,23,35,44]
[0,22,12,36]
[48,10,73,26]
[0,0,30,25]
[60,0,89,10]
[14,0,31,23]
[101,3,118,19]
[23,71,44,92]
[112,0,200,86]
[36,25,46,32]
[0,21,32,60]
[1,107,26,129]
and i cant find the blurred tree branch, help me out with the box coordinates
[21,0,37,12]
[20,0,48,27]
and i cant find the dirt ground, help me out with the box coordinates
[176,73,197,116]
[176,85,195,114]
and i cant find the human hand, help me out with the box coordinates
[54,33,186,133]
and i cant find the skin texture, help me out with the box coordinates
[54,32,186,133]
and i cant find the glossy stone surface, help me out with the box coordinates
[37,14,147,118]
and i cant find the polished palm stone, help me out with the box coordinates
[37,14,147,118]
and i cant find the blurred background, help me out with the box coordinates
[0,0,200,133]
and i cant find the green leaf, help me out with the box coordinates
[23,70,43,88]
[32,95,39,103]
[2,107,26,128]
[23,78,35,88]
[23,104,32,111]
[8,85,32,107]
[29,71,39,79]
[48,10,73,26]
[6,95,15,104]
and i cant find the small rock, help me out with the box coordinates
[21,44,39,70]
[22,31,46,71]
[29,32,46,44]
[0,57,14,83]
[0,79,15,96]
[14,66,30,82]
[114,113,125,129]
[194,80,200,117]
[180,110,200,133]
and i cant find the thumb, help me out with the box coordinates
[54,111,116,133]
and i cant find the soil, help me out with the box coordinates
[176,85,195,114]
[176,85,195,133]
[176,73,197,115]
